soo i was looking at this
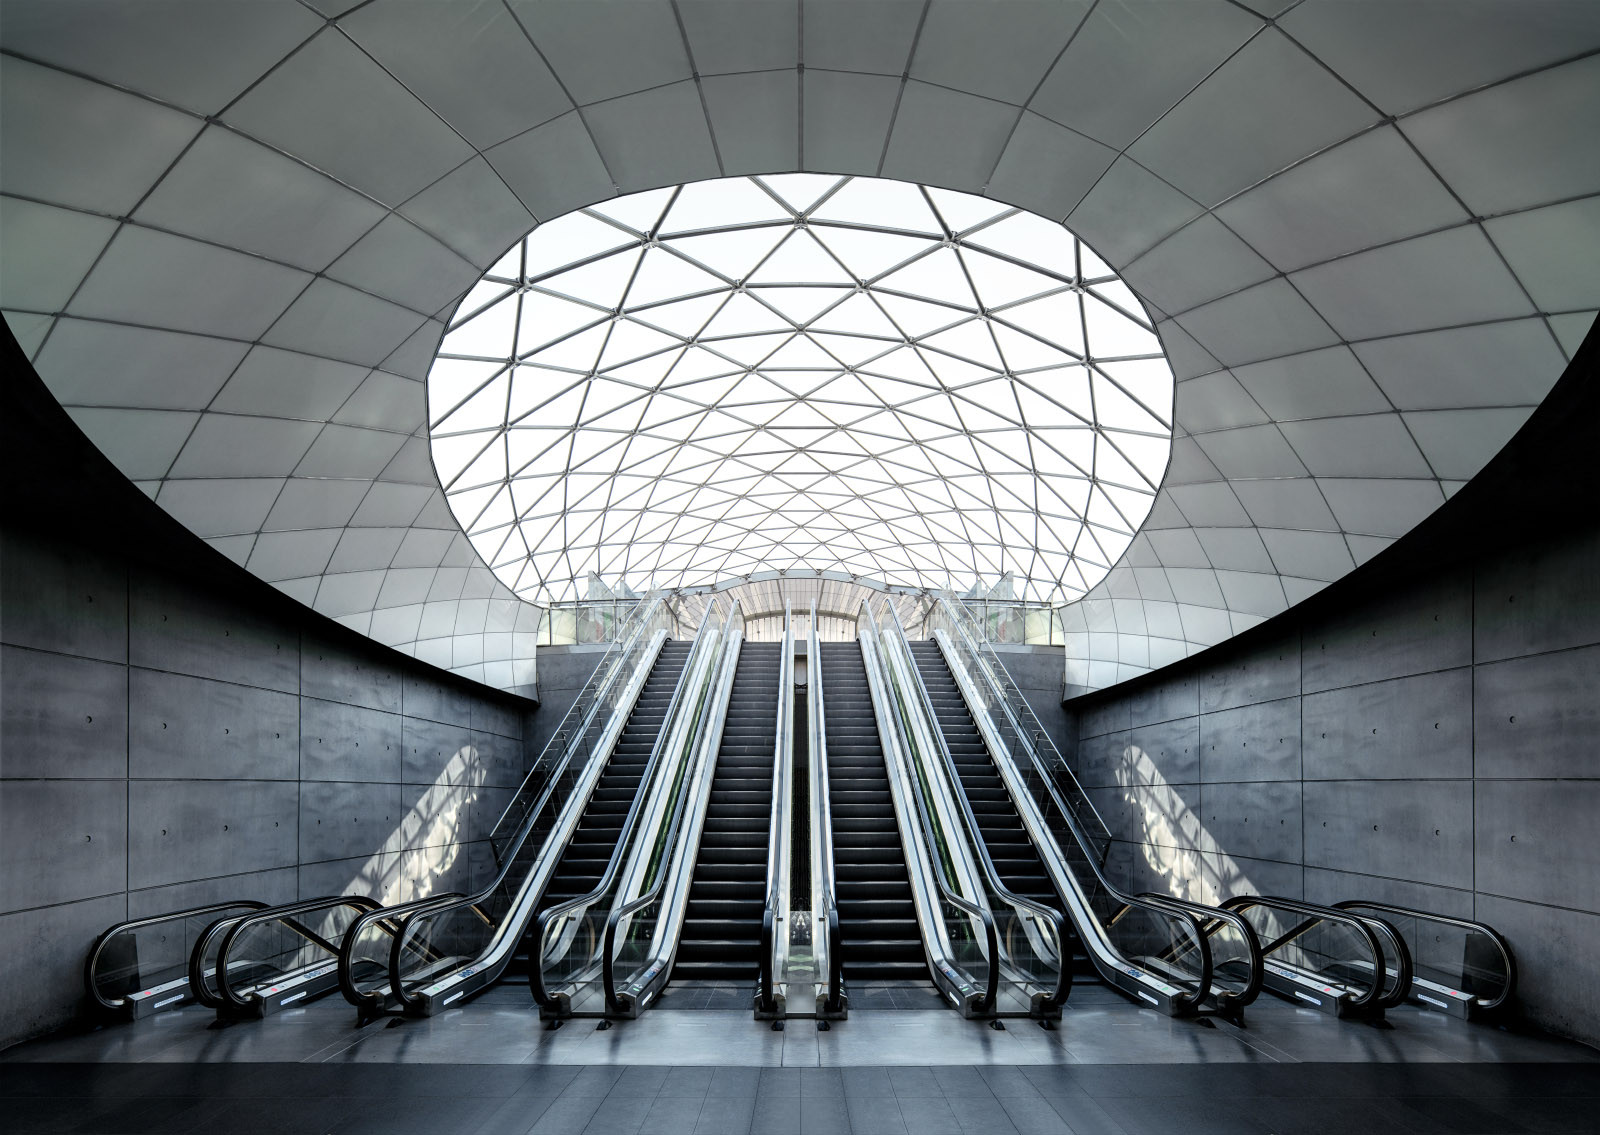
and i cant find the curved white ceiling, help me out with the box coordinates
[1,0,1595,693]
[430,174,1172,605]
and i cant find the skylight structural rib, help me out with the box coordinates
[427,175,1175,606]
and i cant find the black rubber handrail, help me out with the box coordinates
[808,604,845,1015]
[756,610,794,1017]
[1138,892,1263,1013]
[884,604,1075,1015]
[1334,900,1515,1012]
[530,604,720,1010]
[189,895,364,1009]
[1219,895,1396,1013]
[337,892,465,1015]
[213,895,382,1013]
[859,605,1000,1017]
[85,900,269,1012]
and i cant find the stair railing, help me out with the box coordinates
[808,604,845,1017]
[757,605,797,1016]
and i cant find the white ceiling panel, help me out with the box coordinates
[1192,424,1307,480]
[0,57,202,214]
[1175,373,1269,434]
[801,0,922,74]
[65,408,197,480]
[313,570,388,618]
[0,197,117,311]
[69,225,311,340]
[350,483,435,529]
[294,425,409,480]
[1215,569,1288,617]
[341,0,570,150]
[156,477,283,538]
[1196,527,1275,573]
[1486,195,1600,312]
[1280,0,1600,116]
[1066,158,1204,267]
[1129,29,1377,207]
[1029,0,1262,149]
[1153,321,1222,382]
[1216,126,1468,273]
[223,29,475,205]
[510,0,691,105]
[801,71,901,176]
[261,278,426,368]
[678,0,798,75]
[333,372,425,433]
[1175,279,1339,368]
[391,528,456,570]
[583,82,721,192]
[701,72,799,176]
[987,112,1117,224]
[327,215,479,314]
[2,311,52,358]
[1402,54,1600,216]
[327,527,407,574]
[1168,483,1253,529]
[881,82,1019,194]
[264,477,370,532]
[1351,319,1568,411]
[1146,528,1210,569]
[1548,312,1597,357]
[1230,346,1389,421]
[1122,216,1275,316]
[248,528,341,582]
[38,320,248,410]
[133,125,386,272]
[398,158,535,265]
[1258,528,1354,581]
[1402,408,1531,481]
[909,1,1091,106]
[1230,479,1339,532]
[1290,225,1534,341]
[486,113,615,223]
[0,0,321,114]
[1317,478,1446,538]
[1279,415,1434,479]
[168,414,321,479]
[211,346,370,421]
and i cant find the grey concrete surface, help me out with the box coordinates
[1070,523,1600,1048]
[0,518,535,1050]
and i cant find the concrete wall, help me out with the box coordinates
[989,644,1076,766]
[1068,523,1600,1046]
[526,644,609,759]
[0,521,535,1050]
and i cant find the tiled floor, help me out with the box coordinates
[3,984,1596,1133]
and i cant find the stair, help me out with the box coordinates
[820,641,928,982]
[672,642,784,981]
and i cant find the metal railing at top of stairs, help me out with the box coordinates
[876,598,1071,1019]
[926,596,1219,1016]
[757,606,797,1016]
[531,600,731,1016]
[808,604,846,1017]
[601,600,747,1017]
[856,600,1000,1019]
[386,597,673,1014]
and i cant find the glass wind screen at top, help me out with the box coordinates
[427,175,1175,605]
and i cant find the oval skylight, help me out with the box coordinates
[426,174,1174,606]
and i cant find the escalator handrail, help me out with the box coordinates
[190,905,349,1010]
[388,615,670,1009]
[212,895,383,1011]
[758,606,797,1014]
[601,609,743,1013]
[880,602,1072,1012]
[808,605,844,1014]
[929,610,1217,1012]
[336,892,466,1011]
[1219,894,1394,1012]
[1137,892,1263,1009]
[858,602,1000,1016]
[530,601,725,1008]
[486,595,668,856]
[86,900,271,1012]
[1333,900,1515,1011]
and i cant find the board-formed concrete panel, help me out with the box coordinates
[127,779,297,891]
[298,697,404,784]
[126,866,298,919]
[402,715,475,786]
[0,645,127,779]
[297,850,401,905]
[1075,730,1131,790]
[0,779,127,910]
[1475,893,1600,1045]
[0,893,126,1043]
[1302,668,1473,781]
[1476,780,1600,915]
[1474,644,1600,781]
[1199,697,1301,783]
[1199,780,1302,863]
[1130,672,1200,728]
[128,668,297,781]
[1197,632,1301,714]
[1304,779,1474,891]
[1126,717,1201,786]
[1474,523,1600,664]
[402,672,473,727]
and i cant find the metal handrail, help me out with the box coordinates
[85,900,269,1013]
[1334,900,1515,1013]
[389,601,670,1013]
[930,600,1219,1014]
[337,892,465,1015]
[190,895,377,1011]
[880,601,1072,1015]
[757,606,797,1015]
[1138,892,1263,1013]
[858,601,1000,1017]
[532,601,725,1011]
[601,605,744,1015]
[808,603,844,1015]
[1220,895,1396,1014]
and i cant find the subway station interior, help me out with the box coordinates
[2,2,1599,1132]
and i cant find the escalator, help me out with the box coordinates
[528,640,694,958]
[818,641,928,983]
[671,641,783,982]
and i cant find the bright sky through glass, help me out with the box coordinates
[427,175,1174,605]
